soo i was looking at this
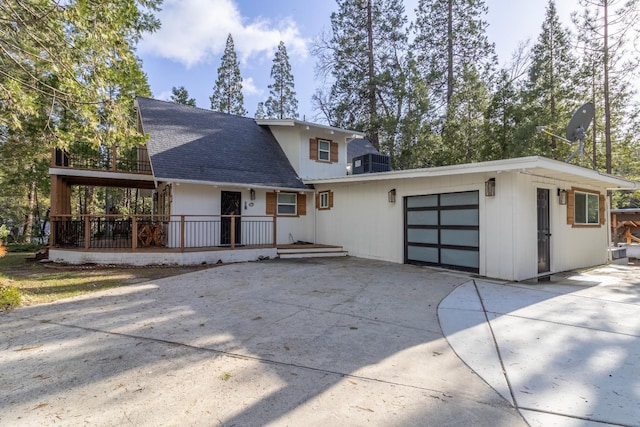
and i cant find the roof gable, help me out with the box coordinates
[136,97,306,189]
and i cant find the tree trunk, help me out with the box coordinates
[366,0,379,149]
[446,0,454,107]
[603,1,612,174]
[22,178,36,243]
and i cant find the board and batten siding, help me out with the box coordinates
[314,170,611,281]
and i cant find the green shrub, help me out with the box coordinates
[0,286,21,311]
[7,243,46,253]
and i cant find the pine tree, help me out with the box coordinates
[264,41,298,119]
[573,0,639,174]
[313,0,409,151]
[255,102,266,119]
[523,0,579,161]
[412,0,496,113]
[210,34,247,116]
[170,86,196,106]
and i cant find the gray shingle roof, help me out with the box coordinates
[137,97,306,189]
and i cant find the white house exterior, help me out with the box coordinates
[49,98,637,281]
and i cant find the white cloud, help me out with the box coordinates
[242,77,263,97]
[139,0,308,67]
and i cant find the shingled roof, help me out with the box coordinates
[136,97,306,189]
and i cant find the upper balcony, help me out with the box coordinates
[52,143,152,175]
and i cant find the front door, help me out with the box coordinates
[537,188,551,274]
[221,191,241,245]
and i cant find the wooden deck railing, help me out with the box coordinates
[51,214,276,251]
[52,144,152,174]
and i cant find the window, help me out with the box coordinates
[574,191,599,224]
[277,193,297,216]
[317,191,333,210]
[319,192,329,208]
[318,139,330,161]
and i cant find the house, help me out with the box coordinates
[48,97,637,281]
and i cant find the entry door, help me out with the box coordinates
[221,191,241,245]
[537,188,551,274]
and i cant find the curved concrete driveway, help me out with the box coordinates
[439,264,640,427]
[2,258,638,426]
[1,257,524,426]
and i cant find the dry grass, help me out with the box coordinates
[0,252,212,307]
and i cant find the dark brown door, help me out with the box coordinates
[221,191,241,245]
[537,188,551,274]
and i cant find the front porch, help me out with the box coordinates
[49,213,346,265]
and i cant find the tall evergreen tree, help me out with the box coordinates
[170,86,196,106]
[313,0,409,151]
[412,0,496,113]
[210,34,247,116]
[573,0,639,174]
[264,41,298,119]
[255,102,266,119]
[522,0,579,161]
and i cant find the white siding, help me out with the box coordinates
[314,171,610,281]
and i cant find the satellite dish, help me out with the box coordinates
[565,102,595,164]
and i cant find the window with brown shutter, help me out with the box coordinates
[267,192,307,216]
[317,190,333,210]
[330,142,338,163]
[309,138,318,161]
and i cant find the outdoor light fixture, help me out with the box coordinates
[250,189,256,200]
[485,178,496,197]
[558,189,568,205]
[388,188,396,203]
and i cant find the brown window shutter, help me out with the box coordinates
[266,192,276,215]
[309,138,318,160]
[599,194,605,225]
[315,193,320,209]
[329,191,334,208]
[297,193,307,216]
[566,189,575,225]
[330,142,338,163]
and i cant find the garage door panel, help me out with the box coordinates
[407,210,438,225]
[441,248,479,269]
[407,245,439,263]
[407,228,438,244]
[406,195,438,208]
[440,191,478,206]
[440,229,479,247]
[440,209,479,226]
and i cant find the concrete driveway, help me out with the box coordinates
[1,258,638,426]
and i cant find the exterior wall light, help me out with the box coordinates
[250,189,256,200]
[485,178,496,197]
[558,189,568,205]
[388,188,396,203]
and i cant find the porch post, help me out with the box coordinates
[132,216,138,250]
[272,215,277,247]
[84,215,91,249]
[180,215,185,251]
[230,216,235,250]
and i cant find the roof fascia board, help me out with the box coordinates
[305,156,637,189]
[255,118,365,138]
[157,177,313,193]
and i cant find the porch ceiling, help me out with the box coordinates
[50,168,156,189]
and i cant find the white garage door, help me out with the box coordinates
[405,191,479,273]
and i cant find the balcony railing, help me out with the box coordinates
[51,214,276,251]
[53,143,152,174]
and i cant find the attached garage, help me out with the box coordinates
[405,191,479,272]
[308,156,637,281]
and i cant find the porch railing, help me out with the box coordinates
[52,144,152,174]
[51,214,276,251]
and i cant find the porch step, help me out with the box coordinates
[277,245,348,259]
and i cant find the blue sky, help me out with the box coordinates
[137,0,582,122]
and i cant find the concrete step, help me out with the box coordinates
[278,246,344,254]
[278,250,348,259]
